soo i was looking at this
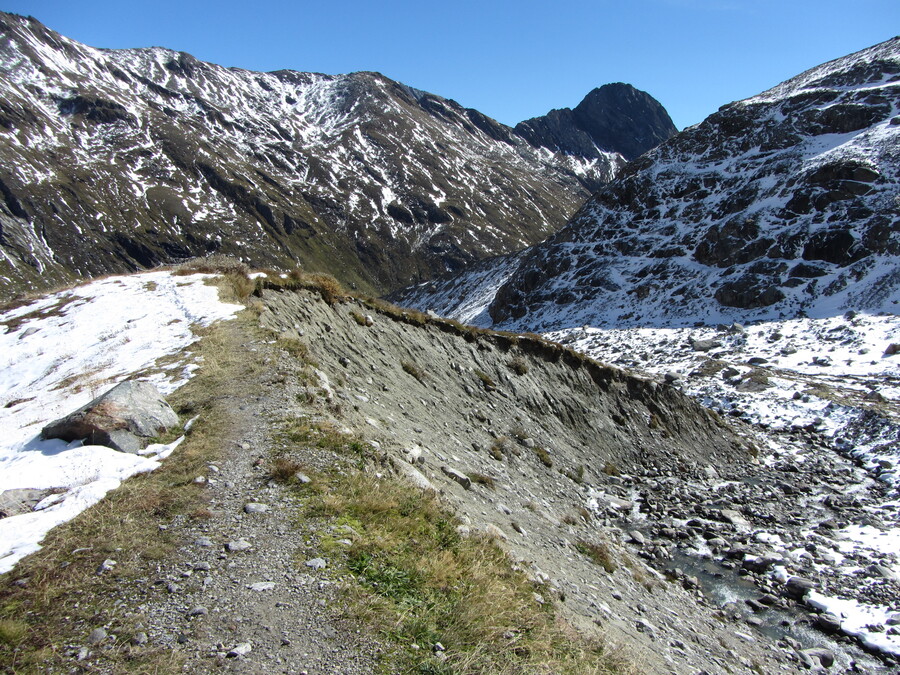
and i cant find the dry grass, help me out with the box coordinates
[576,540,617,573]
[269,455,306,483]
[173,254,250,277]
[507,356,529,376]
[469,472,496,489]
[474,369,497,392]
[534,446,553,468]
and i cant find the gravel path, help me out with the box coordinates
[121,319,384,674]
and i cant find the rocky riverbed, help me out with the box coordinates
[550,314,900,670]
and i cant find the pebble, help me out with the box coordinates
[227,642,253,657]
[249,581,276,591]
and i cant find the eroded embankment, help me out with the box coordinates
[257,287,801,674]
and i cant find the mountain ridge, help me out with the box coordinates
[395,36,900,331]
[0,11,676,301]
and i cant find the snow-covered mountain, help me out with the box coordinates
[396,37,900,331]
[0,12,677,300]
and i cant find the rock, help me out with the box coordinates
[97,558,116,573]
[41,380,178,452]
[441,465,472,490]
[815,613,842,634]
[195,536,214,547]
[87,627,107,645]
[395,461,434,491]
[227,642,252,658]
[187,606,208,617]
[18,326,39,339]
[0,488,54,518]
[244,502,269,514]
[803,647,835,668]
[484,523,508,540]
[784,576,815,600]
[294,472,312,484]
[305,557,327,570]
[868,564,899,581]
[131,632,148,646]
[720,509,750,529]
[664,372,681,384]
[884,343,900,356]
[226,539,252,552]
[629,530,646,546]
[690,338,722,352]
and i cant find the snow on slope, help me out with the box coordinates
[0,271,240,573]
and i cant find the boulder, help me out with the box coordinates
[41,380,178,453]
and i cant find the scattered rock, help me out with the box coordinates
[226,539,252,552]
[248,582,275,591]
[227,642,252,658]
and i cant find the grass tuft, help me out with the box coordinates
[576,540,617,573]
[534,446,553,468]
[401,359,428,382]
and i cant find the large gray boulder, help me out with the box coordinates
[41,380,178,453]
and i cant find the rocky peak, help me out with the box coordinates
[393,37,900,331]
[488,37,900,329]
[514,82,678,161]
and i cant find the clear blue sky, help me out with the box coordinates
[5,1,898,130]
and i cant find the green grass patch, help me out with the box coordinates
[299,467,631,674]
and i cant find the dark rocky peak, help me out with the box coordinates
[514,82,678,161]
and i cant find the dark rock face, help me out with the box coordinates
[0,12,668,300]
[514,83,678,161]
[41,380,178,452]
[475,37,900,329]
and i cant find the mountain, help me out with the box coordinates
[515,82,678,161]
[0,13,675,301]
[395,37,900,331]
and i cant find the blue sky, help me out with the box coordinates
[6,1,898,130]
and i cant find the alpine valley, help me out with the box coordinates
[2,9,900,675]
[0,11,676,299]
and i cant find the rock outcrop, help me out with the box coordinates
[515,82,679,161]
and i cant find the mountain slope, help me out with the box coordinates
[397,37,900,331]
[0,12,682,300]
